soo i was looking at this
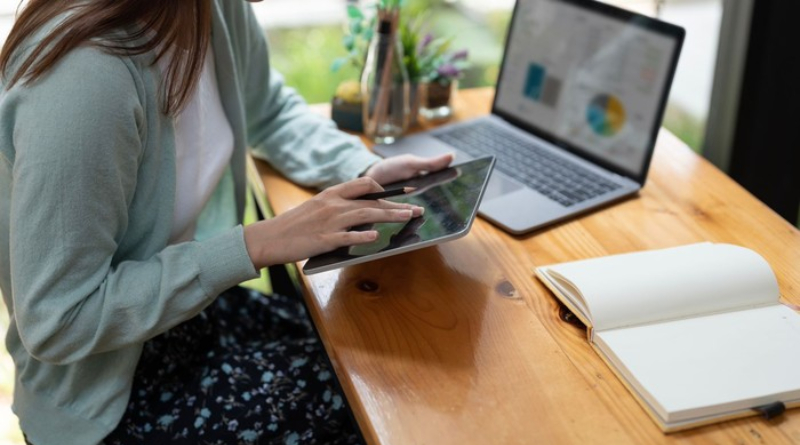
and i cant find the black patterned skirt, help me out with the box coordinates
[103,287,362,445]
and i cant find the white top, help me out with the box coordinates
[164,47,235,243]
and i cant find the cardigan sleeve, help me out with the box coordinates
[7,47,258,365]
[234,3,381,189]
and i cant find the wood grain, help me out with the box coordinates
[252,88,800,445]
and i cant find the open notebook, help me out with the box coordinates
[535,243,800,432]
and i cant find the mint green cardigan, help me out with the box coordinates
[0,2,379,444]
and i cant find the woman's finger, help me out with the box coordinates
[327,230,379,247]
[404,153,454,175]
[330,176,384,199]
[348,198,424,215]
[334,207,415,229]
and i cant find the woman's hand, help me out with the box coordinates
[243,176,424,269]
[362,153,454,185]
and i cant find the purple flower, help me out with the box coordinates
[450,49,468,61]
[417,33,433,54]
[436,63,460,79]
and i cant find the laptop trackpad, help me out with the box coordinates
[483,173,523,200]
[480,188,562,234]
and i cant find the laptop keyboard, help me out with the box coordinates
[433,122,621,207]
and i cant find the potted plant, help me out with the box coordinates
[416,36,469,121]
[331,1,468,129]
[330,4,374,132]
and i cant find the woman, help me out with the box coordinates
[0,0,452,444]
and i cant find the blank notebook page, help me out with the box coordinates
[595,304,800,423]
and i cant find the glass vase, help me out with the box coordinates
[361,17,410,144]
[420,80,457,122]
[408,81,421,128]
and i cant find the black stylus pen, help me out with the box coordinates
[357,187,416,200]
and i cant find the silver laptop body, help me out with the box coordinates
[375,0,684,235]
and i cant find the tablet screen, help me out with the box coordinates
[303,156,495,275]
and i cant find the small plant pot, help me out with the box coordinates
[331,96,364,133]
[420,80,457,122]
[331,80,364,132]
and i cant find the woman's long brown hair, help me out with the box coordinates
[0,0,212,115]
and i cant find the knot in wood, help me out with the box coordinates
[357,280,380,293]
[495,279,516,298]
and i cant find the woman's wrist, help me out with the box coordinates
[243,222,270,270]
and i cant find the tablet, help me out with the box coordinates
[303,156,496,275]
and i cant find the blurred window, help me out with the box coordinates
[0,0,725,153]
[254,0,723,153]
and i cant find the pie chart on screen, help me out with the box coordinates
[587,94,626,137]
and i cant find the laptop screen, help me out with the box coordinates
[493,0,683,180]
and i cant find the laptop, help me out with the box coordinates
[374,0,685,235]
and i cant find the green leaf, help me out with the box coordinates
[331,57,346,73]
[347,5,364,20]
[431,38,453,57]
[343,34,355,51]
[379,0,404,9]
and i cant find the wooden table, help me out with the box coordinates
[251,87,800,444]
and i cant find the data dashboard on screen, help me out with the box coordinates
[494,0,679,177]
